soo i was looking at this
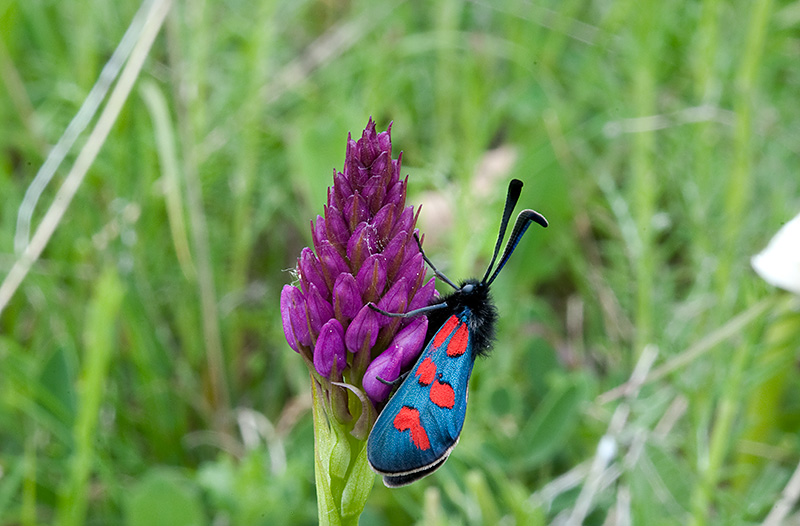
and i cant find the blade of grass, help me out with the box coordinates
[629,0,658,359]
[690,0,774,520]
[139,79,195,280]
[12,0,157,254]
[165,0,229,418]
[717,0,774,296]
[57,267,125,526]
[687,0,722,292]
[762,458,800,526]
[0,0,172,317]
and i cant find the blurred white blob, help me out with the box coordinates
[752,212,800,295]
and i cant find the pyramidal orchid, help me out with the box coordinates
[280,119,435,524]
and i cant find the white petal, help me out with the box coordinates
[751,212,800,295]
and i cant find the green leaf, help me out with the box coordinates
[124,468,206,526]
[331,381,376,441]
[500,480,546,526]
[518,377,587,469]
[38,346,76,425]
[340,442,374,520]
[328,422,352,482]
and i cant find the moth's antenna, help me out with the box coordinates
[413,233,459,290]
[481,179,524,284]
[485,209,548,285]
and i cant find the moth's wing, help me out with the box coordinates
[380,455,448,488]
[367,338,446,474]
[367,314,475,486]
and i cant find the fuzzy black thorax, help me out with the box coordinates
[424,279,498,358]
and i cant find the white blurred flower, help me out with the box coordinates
[752,212,800,295]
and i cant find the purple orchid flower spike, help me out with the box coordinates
[280,119,437,522]
[280,117,436,416]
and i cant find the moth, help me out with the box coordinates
[367,179,548,487]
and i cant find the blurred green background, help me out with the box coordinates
[2,0,799,524]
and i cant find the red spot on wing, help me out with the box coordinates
[393,406,430,450]
[433,316,459,348]
[446,322,469,357]
[416,357,437,385]
[429,380,455,409]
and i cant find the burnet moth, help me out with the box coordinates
[366,178,548,487]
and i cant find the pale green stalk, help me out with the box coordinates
[311,380,374,526]
[689,0,774,522]
[630,0,658,358]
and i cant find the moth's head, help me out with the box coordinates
[458,278,483,296]
[454,279,489,307]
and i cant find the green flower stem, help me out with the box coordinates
[311,378,375,526]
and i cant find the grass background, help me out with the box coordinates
[2,0,799,524]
